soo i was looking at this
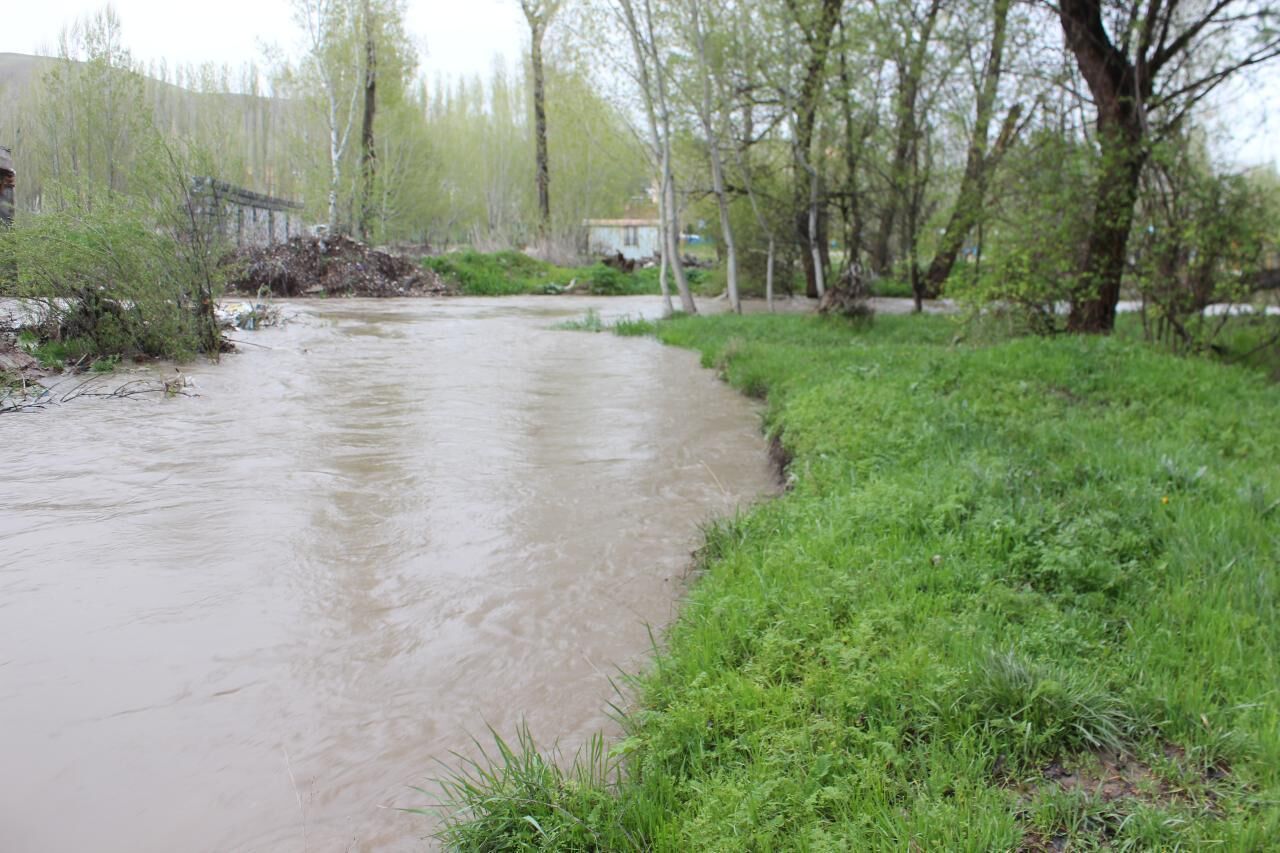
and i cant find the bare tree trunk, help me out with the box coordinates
[656,141,675,316]
[328,89,342,231]
[808,165,825,299]
[358,0,377,242]
[923,109,1020,293]
[872,0,943,276]
[531,22,551,235]
[766,237,776,312]
[690,3,739,313]
[614,0,691,313]
[712,151,741,313]
[520,1,559,242]
[923,0,1016,294]
[663,159,697,313]
[786,0,844,297]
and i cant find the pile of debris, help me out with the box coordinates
[819,263,875,319]
[223,235,453,298]
[0,310,45,388]
[0,338,44,385]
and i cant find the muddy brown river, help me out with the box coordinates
[0,296,775,852]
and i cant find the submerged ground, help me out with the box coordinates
[448,311,1280,850]
[0,297,775,852]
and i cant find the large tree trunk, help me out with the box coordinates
[1058,0,1148,333]
[358,0,377,242]
[1068,118,1145,332]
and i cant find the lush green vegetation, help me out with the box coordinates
[440,313,1280,850]
[554,308,607,332]
[0,182,223,370]
[423,250,692,297]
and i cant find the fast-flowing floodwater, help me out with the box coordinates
[0,296,775,852]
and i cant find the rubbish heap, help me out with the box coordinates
[223,235,452,298]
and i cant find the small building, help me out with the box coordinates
[191,177,304,249]
[585,218,661,261]
[0,147,15,226]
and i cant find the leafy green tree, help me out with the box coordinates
[1057,0,1280,332]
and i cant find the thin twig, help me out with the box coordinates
[282,746,309,852]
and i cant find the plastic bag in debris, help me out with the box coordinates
[215,302,282,331]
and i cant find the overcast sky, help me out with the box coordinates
[4,0,528,80]
[4,0,1278,168]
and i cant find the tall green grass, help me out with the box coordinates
[433,313,1280,850]
[422,250,669,297]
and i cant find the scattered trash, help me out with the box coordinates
[215,302,284,331]
[223,235,453,298]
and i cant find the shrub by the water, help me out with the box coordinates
[0,189,223,365]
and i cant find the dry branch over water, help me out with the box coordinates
[0,371,195,414]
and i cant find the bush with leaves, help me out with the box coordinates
[1131,141,1280,354]
[948,132,1096,333]
[0,168,224,365]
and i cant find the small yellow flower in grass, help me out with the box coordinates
[1162,495,1170,505]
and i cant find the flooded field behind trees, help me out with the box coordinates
[0,296,776,852]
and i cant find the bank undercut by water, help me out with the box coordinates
[436,313,1280,851]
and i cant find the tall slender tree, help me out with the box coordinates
[358,0,378,241]
[921,0,1024,299]
[293,0,363,233]
[782,0,844,298]
[612,0,697,313]
[520,0,563,239]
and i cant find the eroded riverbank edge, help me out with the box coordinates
[437,310,1280,850]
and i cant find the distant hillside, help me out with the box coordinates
[0,53,58,98]
[0,52,306,203]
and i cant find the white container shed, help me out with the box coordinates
[585,219,662,261]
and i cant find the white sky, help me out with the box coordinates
[3,0,528,81]
[2,0,1278,169]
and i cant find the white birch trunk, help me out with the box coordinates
[809,167,825,299]
[766,237,776,313]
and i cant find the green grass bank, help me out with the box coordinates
[440,313,1280,851]
[423,250,707,297]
